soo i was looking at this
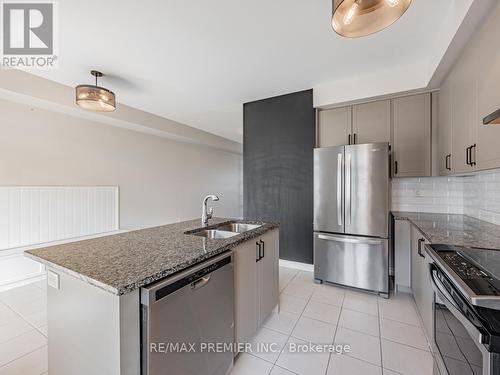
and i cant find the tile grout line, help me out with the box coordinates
[3,299,46,332]
[323,283,345,375]
[0,291,49,369]
[378,296,384,375]
[0,300,47,342]
[271,271,316,374]
[0,343,47,370]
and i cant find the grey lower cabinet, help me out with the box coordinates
[394,220,411,292]
[410,226,434,341]
[233,229,279,346]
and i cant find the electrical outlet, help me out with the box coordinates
[48,270,60,290]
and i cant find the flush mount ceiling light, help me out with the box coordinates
[332,0,412,38]
[75,70,116,112]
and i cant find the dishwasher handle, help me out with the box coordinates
[191,276,211,290]
[141,253,232,304]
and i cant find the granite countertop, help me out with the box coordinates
[392,211,500,250]
[25,218,278,296]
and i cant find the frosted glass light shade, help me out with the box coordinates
[75,85,116,112]
[332,0,412,38]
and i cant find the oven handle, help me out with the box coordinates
[430,266,485,346]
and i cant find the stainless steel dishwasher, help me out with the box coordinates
[141,253,234,375]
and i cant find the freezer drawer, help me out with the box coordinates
[314,233,388,295]
[141,253,234,375]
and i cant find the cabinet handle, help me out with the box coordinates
[353,133,357,144]
[417,238,425,258]
[256,242,261,262]
[348,134,351,145]
[466,146,471,166]
[471,144,477,166]
[394,160,398,175]
[259,240,265,259]
[445,154,451,171]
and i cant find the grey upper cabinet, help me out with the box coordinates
[437,81,453,175]
[392,93,432,178]
[317,100,390,147]
[475,34,500,171]
[450,63,476,174]
[435,4,500,175]
[317,107,352,147]
[352,100,391,145]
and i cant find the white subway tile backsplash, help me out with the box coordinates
[392,168,500,225]
[392,177,464,215]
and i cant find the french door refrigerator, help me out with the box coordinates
[314,142,389,296]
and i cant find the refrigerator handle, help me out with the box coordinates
[318,234,382,245]
[345,153,351,226]
[337,153,343,226]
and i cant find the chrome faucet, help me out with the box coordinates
[202,194,219,227]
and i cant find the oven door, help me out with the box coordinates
[430,264,499,375]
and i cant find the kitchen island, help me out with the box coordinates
[25,218,279,375]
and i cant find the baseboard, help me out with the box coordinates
[395,285,412,294]
[279,259,314,272]
[0,273,46,292]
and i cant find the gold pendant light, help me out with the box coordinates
[75,70,116,112]
[332,0,412,38]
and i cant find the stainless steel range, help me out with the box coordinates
[426,244,500,375]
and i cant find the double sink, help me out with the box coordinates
[188,222,262,239]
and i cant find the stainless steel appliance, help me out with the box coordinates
[426,244,500,375]
[141,253,234,375]
[313,142,389,296]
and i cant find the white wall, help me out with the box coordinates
[392,168,500,225]
[0,99,242,230]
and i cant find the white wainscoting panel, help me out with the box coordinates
[0,186,119,291]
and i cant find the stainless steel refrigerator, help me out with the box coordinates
[314,142,389,296]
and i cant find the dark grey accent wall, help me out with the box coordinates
[243,89,315,264]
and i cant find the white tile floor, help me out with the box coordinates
[231,267,438,375]
[0,267,438,375]
[0,280,47,375]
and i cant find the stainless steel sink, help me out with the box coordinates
[187,221,262,240]
[215,223,262,233]
[190,229,238,239]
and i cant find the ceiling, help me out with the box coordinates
[28,0,473,142]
